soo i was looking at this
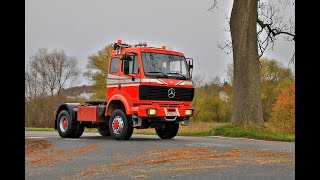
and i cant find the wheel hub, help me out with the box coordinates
[112,116,124,135]
[113,120,119,129]
[59,116,68,132]
[63,119,68,129]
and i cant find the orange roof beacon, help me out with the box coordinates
[54,40,195,140]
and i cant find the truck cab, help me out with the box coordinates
[54,40,195,140]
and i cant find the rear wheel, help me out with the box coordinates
[156,122,179,139]
[57,110,82,138]
[71,124,84,138]
[109,109,133,140]
[98,123,110,136]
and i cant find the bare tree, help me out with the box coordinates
[25,70,39,101]
[212,0,295,59]
[257,0,295,59]
[27,49,80,97]
[225,63,234,85]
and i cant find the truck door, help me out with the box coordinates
[107,57,121,99]
[119,55,140,101]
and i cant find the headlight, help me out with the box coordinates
[147,108,157,116]
[185,109,193,116]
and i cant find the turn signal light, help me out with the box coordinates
[162,45,166,49]
[185,109,193,116]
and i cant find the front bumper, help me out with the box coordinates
[136,105,194,119]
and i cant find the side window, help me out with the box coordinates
[110,57,120,73]
[122,56,139,74]
[132,56,139,74]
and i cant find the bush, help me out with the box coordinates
[25,95,87,128]
[268,83,295,135]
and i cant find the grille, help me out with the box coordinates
[139,85,194,101]
[158,103,181,108]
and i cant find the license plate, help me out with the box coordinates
[166,111,177,116]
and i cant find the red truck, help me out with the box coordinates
[54,40,195,140]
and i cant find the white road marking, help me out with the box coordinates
[259,149,272,151]
[64,139,83,141]
[26,137,46,139]
[208,136,294,143]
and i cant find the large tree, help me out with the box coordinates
[230,0,263,124]
[210,0,295,124]
[84,43,114,100]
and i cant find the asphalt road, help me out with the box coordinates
[25,131,295,180]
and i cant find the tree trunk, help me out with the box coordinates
[230,0,264,124]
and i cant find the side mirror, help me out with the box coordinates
[186,58,193,69]
[120,54,132,75]
[123,60,130,75]
[186,58,193,78]
[188,61,193,69]
[120,54,132,61]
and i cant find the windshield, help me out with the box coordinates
[141,52,190,80]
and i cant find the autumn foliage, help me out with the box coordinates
[84,44,114,100]
[268,83,295,135]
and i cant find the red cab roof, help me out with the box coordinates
[111,46,185,57]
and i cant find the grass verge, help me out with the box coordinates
[25,123,294,142]
[25,127,55,131]
[209,123,295,142]
[134,123,294,142]
[25,127,97,132]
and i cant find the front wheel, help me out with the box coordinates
[156,122,179,139]
[109,109,133,140]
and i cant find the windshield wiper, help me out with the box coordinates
[145,71,168,78]
[167,72,187,80]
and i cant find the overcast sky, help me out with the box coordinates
[25,0,295,86]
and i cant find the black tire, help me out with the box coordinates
[57,110,78,138]
[109,109,133,140]
[156,122,179,139]
[71,124,84,138]
[98,124,111,136]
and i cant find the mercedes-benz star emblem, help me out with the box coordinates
[168,88,175,98]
